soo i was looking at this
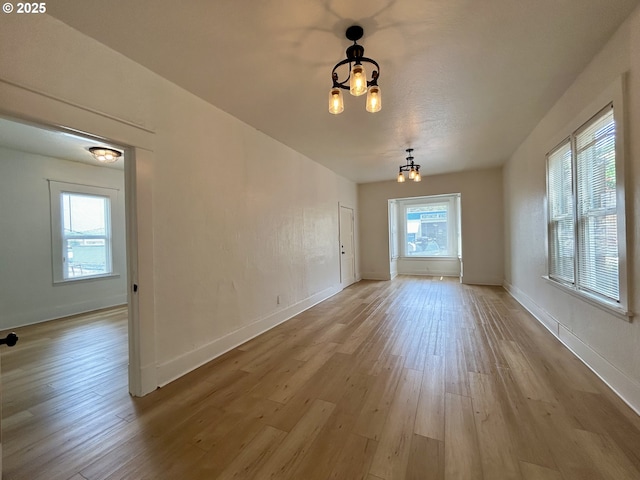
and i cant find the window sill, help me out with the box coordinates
[399,256,460,260]
[54,273,120,285]
[542,276,633,321]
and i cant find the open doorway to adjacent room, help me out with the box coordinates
[0,115,132,464]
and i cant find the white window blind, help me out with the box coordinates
[546,103,624,310]
[547,141,574,283]
[575,106,618,301]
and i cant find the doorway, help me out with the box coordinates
[0,119,128,315]
[0,115,136,476]
[0,110,151,397]
[0,77,157,401]
[339,205,356,287]
[0,117,129,325]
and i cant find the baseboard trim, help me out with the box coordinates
[398,272,460,278]
[2,294,128,330]
[461,276,504,286]
[156,284,342,387]
[131,362,159,397]
[503,281,640,416]
[361,272,392,281]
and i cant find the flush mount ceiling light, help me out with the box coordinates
[89,147,122,164]
[328,25,381,115]
[397,148,421,183]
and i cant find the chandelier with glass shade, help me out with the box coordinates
[397,149,421,183]
[328,25,381,115]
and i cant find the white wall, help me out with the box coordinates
[0,147,127,328]
[0,14,358,389]
[504,5,640,412]
[359,167,503,285]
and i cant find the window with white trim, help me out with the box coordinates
[398,194,460,258]
[49,181,118,283]
[546,103,628,313]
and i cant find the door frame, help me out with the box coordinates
[0,78,158,397]
[339,203,356,288]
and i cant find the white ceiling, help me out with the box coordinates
[0,117,125,169]
[43,0,638,183]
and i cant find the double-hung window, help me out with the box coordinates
[400,194,460,258]
[546,103,628,315]
[49,181,118,283]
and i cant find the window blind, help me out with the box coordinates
[575,106,618,301]
[547,141,574,283]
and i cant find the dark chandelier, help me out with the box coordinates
[397,148,421,182]
[328,25,381,114]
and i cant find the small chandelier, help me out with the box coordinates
[89,147,122,164]
[328,25,381,115]
[397,148,421,183]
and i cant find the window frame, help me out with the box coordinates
[398,194,460,259]
[388,199,399,261]
[544,77,630,319]
[49,180,119,284]
[547,138,574,285]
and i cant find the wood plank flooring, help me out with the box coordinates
[2,276,640,479]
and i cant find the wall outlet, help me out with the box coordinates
[277,295,281,305]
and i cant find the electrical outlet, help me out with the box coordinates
[277,295,281,305]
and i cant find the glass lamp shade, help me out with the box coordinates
[328,88,344,114]
[414,170,422,182]
[366,85,381,112]
[89,147,121,164]
[397,172,406,183]
[349,64,368,96]
[409,167,416,180]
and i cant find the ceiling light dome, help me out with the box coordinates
[89,147,122,164]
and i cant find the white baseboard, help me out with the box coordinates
[503,282,640,416]
[400,271,460,278]
[2,294,128,330]
[129,361,159,397]
[461,276,504,286]
[156,284,342,387]
[361,272,392,280]
[139,362,159,396]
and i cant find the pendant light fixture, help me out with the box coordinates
[397,148,421,183]
[328,25,381,114]
[89,147,122,164]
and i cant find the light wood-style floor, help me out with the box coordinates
[2,277,640,479]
